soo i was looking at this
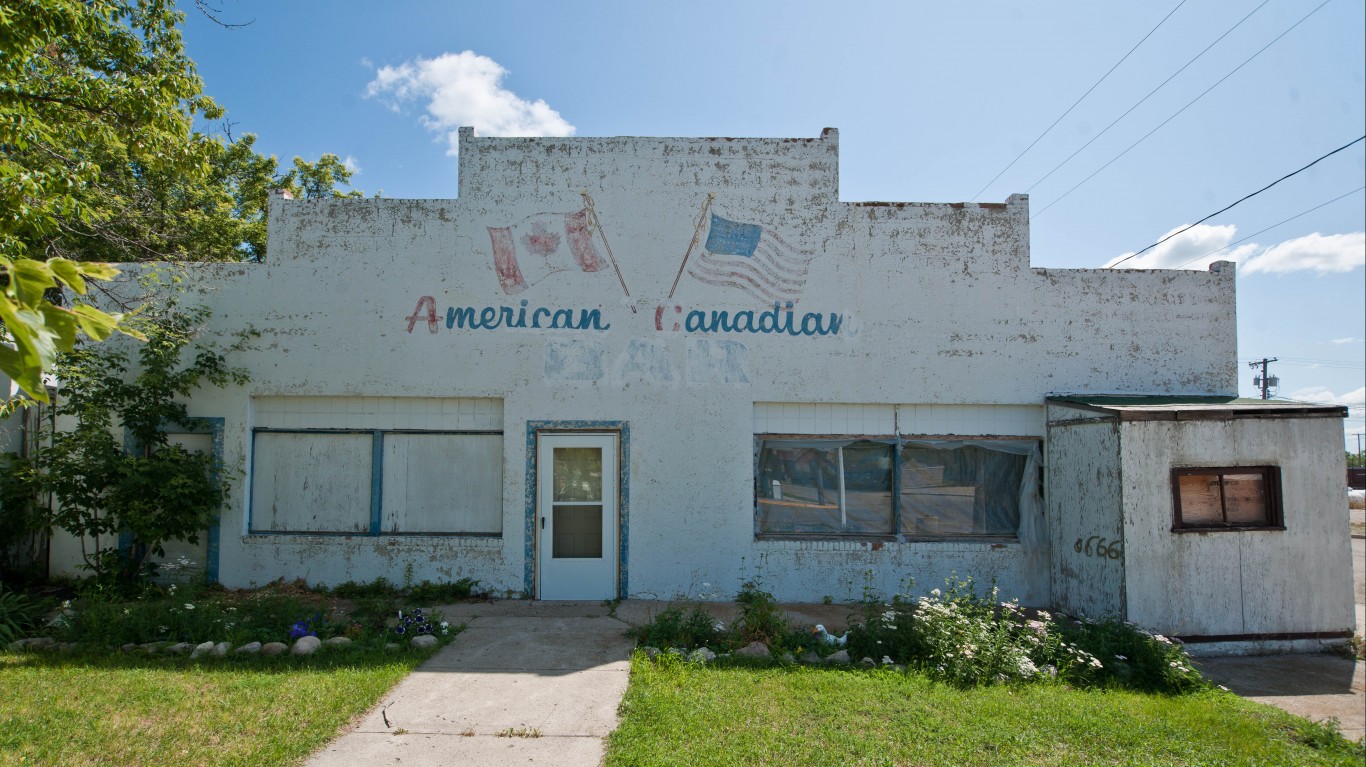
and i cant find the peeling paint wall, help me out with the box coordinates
[55,129,1245,604]
[1046,404,1125,619]
[1121,417,1353,637]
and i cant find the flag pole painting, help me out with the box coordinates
[671,198,814,305]
[487,192,632,303]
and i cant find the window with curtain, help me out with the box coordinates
[755,437,1039,540]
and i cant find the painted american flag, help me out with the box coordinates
[687,213,812,303]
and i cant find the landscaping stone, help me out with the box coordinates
[643,646,661,659]
[778,652,796,664]
[27,637,56,650]
[735,641,771,659]
[824,650,851,665]
[138,642,163,654]
[859,657,876,668]
[234,642,262,654]
[261,642,288,656]
[7,640,26,651]
[410,634,438,649]
[322,636,352,649]
[165,642,192,655]
[56,642,78,652]
[291,636,322,656]
[800,650,822,664]
[210,641,230,657]
[189,641,215,659]
[688,647,717,663]
[120,643,138,653]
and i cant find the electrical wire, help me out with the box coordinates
[1175,185,1365,268]
[1107,135,1365,267]
[967,0,1187,202]
[1032,0,1333,221]
[1025,0,1270,194]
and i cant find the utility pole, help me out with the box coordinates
[1247,357,1278,400]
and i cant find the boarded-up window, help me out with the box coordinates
[251,432,373,533]
[381,434,502,534]
[1171,466,1282,530]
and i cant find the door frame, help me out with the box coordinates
[525,421,629,599]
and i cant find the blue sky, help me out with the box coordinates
[181,0,1365,448]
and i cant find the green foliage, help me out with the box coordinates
[1055,616,1207,693]
[0,584,47,644]
[0,1,365,397]
[1347,451,1365,468]
[732,581,787,645]
[627,604,722,651]
[328,576,482,603]
[0,305,250,591]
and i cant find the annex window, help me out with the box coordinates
[755,437,1040,540]
[1171,466,1282,531]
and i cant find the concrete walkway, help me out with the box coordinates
[305,603,635,767]
[303,600,852,767]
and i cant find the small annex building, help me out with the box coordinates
[30,128,1355,649]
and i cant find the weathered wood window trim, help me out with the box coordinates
[1170,466,1284,532]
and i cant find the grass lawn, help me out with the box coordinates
[605,655,1364,767]
[0,647,424,767]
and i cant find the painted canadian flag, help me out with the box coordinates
[487,209,606,294]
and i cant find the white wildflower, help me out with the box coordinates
[184,603,195,611]
[1036,610,1052,622]
[930,588,941,597]
[1114,654,1127,660]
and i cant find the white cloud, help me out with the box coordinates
[364,51,574,155]
[1329,337,1358,345]
[1106,226,1366,276]
[1288,386,1365,417]
[342,154,362,174]
[1239,231,1365,275]
[1102,224,1257,270]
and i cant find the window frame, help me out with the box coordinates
[248,427,504,537]
[753,434,1037,543]
[1170,465,1284,532]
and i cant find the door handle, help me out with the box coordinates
[541,516,546,530]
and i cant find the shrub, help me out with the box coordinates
[732,581,786,645]
[0,585,47,644]
[628,604,721,651]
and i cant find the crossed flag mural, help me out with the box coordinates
[484,193,814,304]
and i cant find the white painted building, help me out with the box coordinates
[37,129,1354,647]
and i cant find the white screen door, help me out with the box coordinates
[537,432,618,600]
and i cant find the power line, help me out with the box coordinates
[1108,135,1365,267]
[967,0,1186,202]
[1025,0,1270,194]
[1176,185,1365,268]
[1032,0,1333,221]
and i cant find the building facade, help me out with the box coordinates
[38,129,1352,647]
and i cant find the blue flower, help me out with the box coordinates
[395,625,406,635]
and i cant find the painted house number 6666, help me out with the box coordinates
[1074,536,1123,560]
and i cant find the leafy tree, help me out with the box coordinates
[1,0,363,397]
[1348,451,1365,469]
[1,305,250,589]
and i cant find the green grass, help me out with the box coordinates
[605,655,1364,767]
[0,647,426,766]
